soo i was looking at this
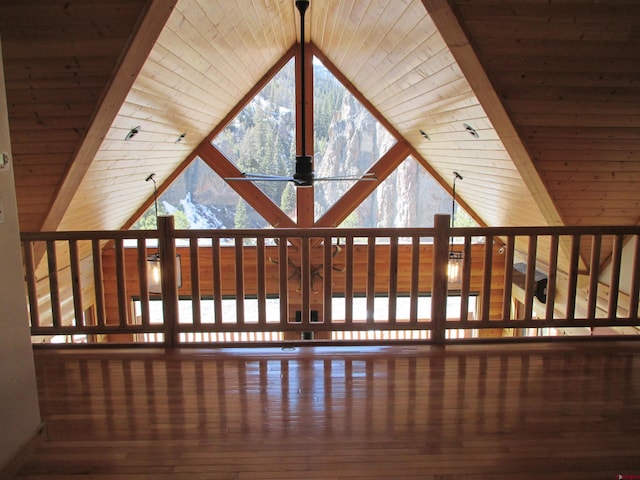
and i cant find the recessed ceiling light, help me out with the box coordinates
[419,129,430,140]
[463,123,479,138]
[175,132,186,143]
[124,126,141,141]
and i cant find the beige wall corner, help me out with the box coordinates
[0,36,42,471]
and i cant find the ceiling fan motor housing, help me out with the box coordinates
[294,154,314,186]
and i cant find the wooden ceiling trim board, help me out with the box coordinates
[421,0,564,229]
[267,0,294,50]
[239,0,291,67]
[122,46,296,230]
[40,0,178,233]
[139,50,235,108]
[166,5,248,94]
[378,70,469,115]
[334,0,400,83]
[320,0,353,59]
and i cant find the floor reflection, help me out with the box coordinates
[35,344,640,450]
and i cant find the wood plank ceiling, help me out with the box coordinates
[1,0,639,234]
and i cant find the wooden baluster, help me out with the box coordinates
[212,237,222,325]
[323,236,333,324]
[431,215,449,344]
[46,240,62,329]
[234,236,245,326]
[190,238,201,327]
[136,239,150,327]
[300,236,311,326]
[460,235,472,323]
[69,239,84,326]
[608,234,623,319]
[501,236,515,322]
[481,235,493,322]
[23,240,40,328]
[366,236,376,324]
[409,234,420,325]
[278,236,288,325]
[566,234,580,321]
[158,216,178,348]
[388,235,398,325]
[115,238,128,328]
[545,235,559,321]
[92,239,106,327]
[257,236,266,326]
[345,236,354,326]
[629,235,640,321]
[524,235,538,322]
[586,234,602,319]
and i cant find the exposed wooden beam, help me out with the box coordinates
[296,42,314,228]
[315,141,412,228]
[40,0,178,232]
[421,0,564,228]
[197,145,296,229]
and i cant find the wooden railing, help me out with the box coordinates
[21,216,640,347]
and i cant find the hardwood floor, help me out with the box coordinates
[16,341,640,479]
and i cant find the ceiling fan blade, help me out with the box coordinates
[313,173,378,182]
[225,173,294,182]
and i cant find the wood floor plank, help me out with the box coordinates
[16,342,640,479]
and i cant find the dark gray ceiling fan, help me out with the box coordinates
[226,0,377,188]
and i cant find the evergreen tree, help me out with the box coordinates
[234,199,250,229]
[280,183,297,217]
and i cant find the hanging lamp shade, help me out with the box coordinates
[147,253,182,294]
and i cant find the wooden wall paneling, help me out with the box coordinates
[451,0,640,228]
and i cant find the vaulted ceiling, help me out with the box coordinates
[1,0,639,234]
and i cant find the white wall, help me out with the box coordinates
[0,36,41,468]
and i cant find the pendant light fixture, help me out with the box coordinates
[448,171,463,284]
[144,173,181,294]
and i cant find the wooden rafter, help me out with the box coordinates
[40,0,178,232]
[420,0,564,228]
[296,41,315,228]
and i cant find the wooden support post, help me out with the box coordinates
[431,214,450,345]
[158,216,179,349]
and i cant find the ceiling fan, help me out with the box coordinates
[226,0,377,188]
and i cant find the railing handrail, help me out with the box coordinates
[21,218,640,347]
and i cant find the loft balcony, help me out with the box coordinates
[21,216,640,348]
